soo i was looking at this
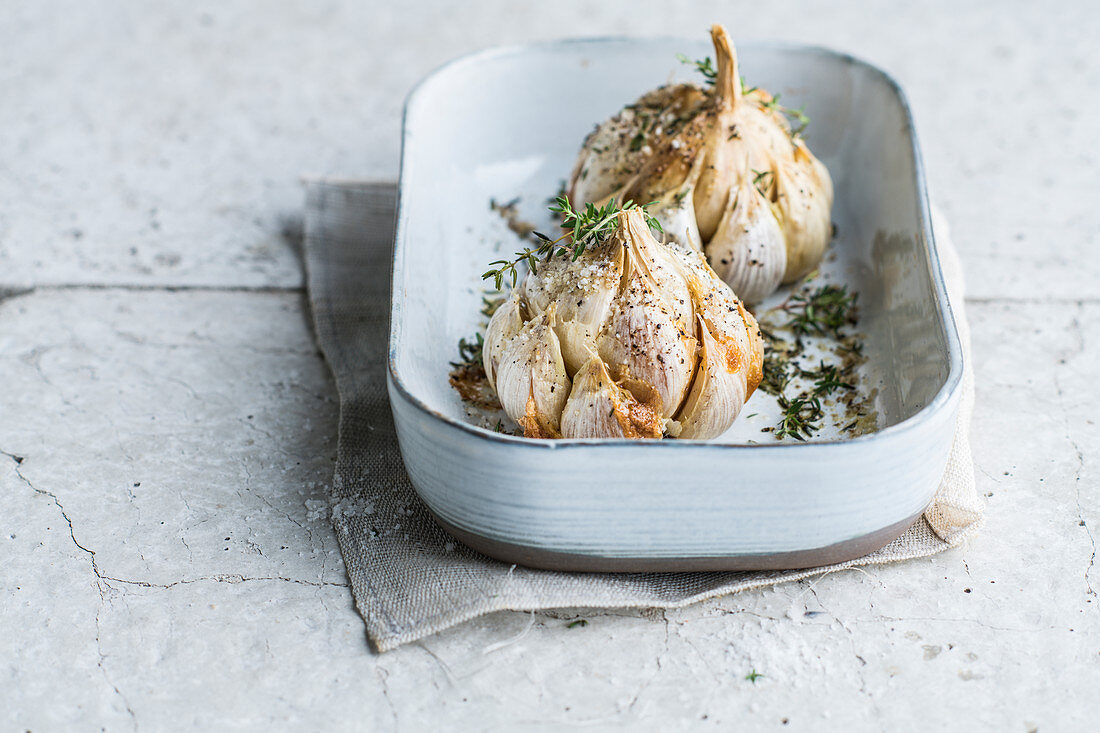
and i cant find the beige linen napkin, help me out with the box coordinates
[303,181,981,652]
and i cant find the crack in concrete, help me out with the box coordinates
[101,574,349,589]
[237,417,296,460]
[18,343,79,409]
[7,455,138,730]
[0,285,35,306]
[8,455,351,595]
[375,667,399,727]
[413,641,457,688]
[623,609,670,716]
[10,458,102,577]
[0,449,26,464]
[179,533,195,563]
[859,614,1056,633]
[974,464,1003,484]
[1071,442,1095,601]
[665,616,724,719]
[237,458,321,561]
[94,600,139,730]
[809,587,872,702]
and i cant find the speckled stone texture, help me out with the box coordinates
[1,1,1097,730]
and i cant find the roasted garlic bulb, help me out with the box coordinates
[483,208,763,440]
[568,25,833,303]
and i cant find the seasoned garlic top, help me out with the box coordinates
[568,24,833,303]
[483,208,763,440]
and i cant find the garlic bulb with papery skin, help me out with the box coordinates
[483,208,762,440]
[568,24,833,302]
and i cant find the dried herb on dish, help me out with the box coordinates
[758,279,871,440]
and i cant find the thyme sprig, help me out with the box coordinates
[762,93,810,138]
[760,353,792,397]
[751,168,773,197]
[482,196,661,290]
[480,293,504,320]
[782,284,858,338]
[677,53,716,85]
[449,333,484,370]
[774,393,823,441]
[805,362,855,397]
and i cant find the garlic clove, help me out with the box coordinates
[774,154,833,283]
[741,96,799,163]
[673,253,764,439]
[483,283,526,389]
[681,250,765,395]
[647,150,708,253]
[626,114,709,203]
[492,305,570,438]
[597,265,696,419]
[705,178,787,304]
[796,139,834,205]
[620,209,695,333]
[560,354,663,439]
[676,314,749,440]
[650,188,704,253]
[568,116,645,208]
[596,211,698,417]
[560,356,624,438]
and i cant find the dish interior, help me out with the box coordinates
[394,39,952,444]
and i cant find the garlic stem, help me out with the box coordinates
[711,24,741,112]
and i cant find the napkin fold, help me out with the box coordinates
[303,181,981,652]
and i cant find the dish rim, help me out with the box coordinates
[389,36,964,452]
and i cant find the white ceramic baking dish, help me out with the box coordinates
[387,37,963,571]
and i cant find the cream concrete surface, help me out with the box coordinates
[1,1,1097,730]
